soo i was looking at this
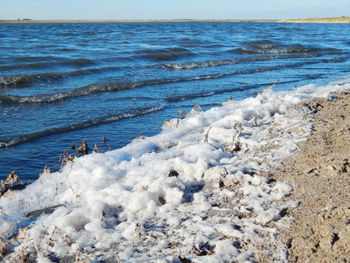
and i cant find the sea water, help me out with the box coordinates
[1,22,350,180]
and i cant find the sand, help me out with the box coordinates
[268,92,350,262]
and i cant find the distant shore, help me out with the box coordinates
[1,17,350,24]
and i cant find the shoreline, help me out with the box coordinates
[1,83,350,262]
[1,17,350,24]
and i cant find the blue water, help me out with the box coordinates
[1,22,350,181]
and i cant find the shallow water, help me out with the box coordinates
[1,22,350,181]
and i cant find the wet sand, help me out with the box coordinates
[270,92,350,262]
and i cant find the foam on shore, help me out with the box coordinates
[1,80,349,262]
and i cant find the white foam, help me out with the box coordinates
[1,80,349,262]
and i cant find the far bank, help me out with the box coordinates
[1,16,350,23]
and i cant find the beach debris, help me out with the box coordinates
[162,120,171,129]
[162,118,180,129]
[103,136,107,144]
[307,168,319,174]
[225,142,242,153]
[187,104,203,117]
[0,171,19,197]
[59,150,75,169]
[168,169,179,177]
[77,139,89,155]
[162,105,202,130]
[93,143,100,153]
[223,122,243,153]
[39,164,51,177]
[341,159,350,173]
[0,239,9,257]
[266,177,277,185]
[158,195,166,205]
[191,242,216,256]
[71,141,76,150]
[43,164,51,173]
[306,100,324,113]
[47,226,57,247]
[163,105,207,130]
[178,109,186,119]
[254,79,281,95]
[232,122,243,142]
[4,171,18,185]
[135,134,144,141]
[204,127,211,142]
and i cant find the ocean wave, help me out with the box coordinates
[233,47,311,54]
[54,48,77,52]
[166,80,301,102]
[166,87,248,102]
[14,56,56,62]
[322,57,347,63]
[137,47,190,54]
[68,58,95,66]
[0,69,100,88]
[244,40,276,50]
[140,52,195,61]
[0,64,129,89]
[135,47,195,61]
[274,26,305,32]
[0,62,52,71]
[0,105,165,149]
[232,44,342,55]
[0,74,33,87]
[162,59,237,70]
[0,58,95,73]
[0,61,324,104]
[0,76,226,104]
[162,53,321,70]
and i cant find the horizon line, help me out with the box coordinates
[1,16,350,24]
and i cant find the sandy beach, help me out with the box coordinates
[272,92,350,262]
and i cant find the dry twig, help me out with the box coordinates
[204,127,211,143]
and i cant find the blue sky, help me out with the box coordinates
[1,0,349,20]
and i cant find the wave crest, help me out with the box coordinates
[0,105,165,149]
